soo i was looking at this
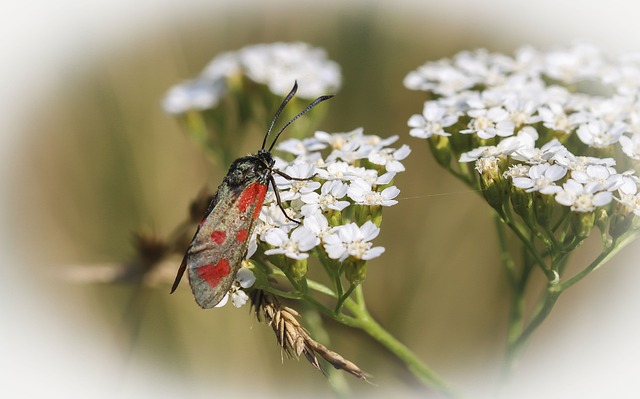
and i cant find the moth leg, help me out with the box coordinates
[272,168,317,182]
[269,174,301,224]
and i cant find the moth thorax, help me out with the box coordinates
[256,149,275,168]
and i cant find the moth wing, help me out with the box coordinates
[187,182,267,308]
[170,190,221,294]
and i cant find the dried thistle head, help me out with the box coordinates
[249,290,368,381]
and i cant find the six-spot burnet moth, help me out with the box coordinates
[171,82,333,308]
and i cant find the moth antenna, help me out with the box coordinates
[267,94,334,152]
[262,81,299,150]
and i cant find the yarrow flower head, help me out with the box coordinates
[163,42,341,115]
[238,128,408,289]
[401,43,640,378]
[238,42,341,99]
[406,43,640,243]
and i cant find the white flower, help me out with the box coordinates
[543,43,604,83]
[255,203,297,239]
[162,78,227,115]
[460,128,537,163]
[323,221,385,262]
[619,133,640,160]
[576,120,627,148]
[553,152,617,173]
[571,164,622,191]
[512,163,567,194]
[618,172,640,196]
[215,266,256,308]
[316,160,350,181]
[201,51,242,80]
[325,138,371,164]
[302,211,332,241]
[368,143,411,172]
[505,98,542,127]
[347,179,400,206]
[300,180,350,213]
[615,192,640,216]
[453,49,501,84]
[274,163,320,202]
[511,138,567,165]
[276,137,326,156]
[316,161,395,187]
[314,128,364,151]
[164,42,341,115]
[555,179,613,212]
[459,145,502,163]
[263,226,319,260]
[475,156,500,175]
[404,61,477,96]
[538,103,571,131]
[239,42,341,98]
[245,229,259,259]
[603,53,640,96]
[461,106,515,139]
[408,101,458,138]
[372,171,396,185]
[503,163,531,179]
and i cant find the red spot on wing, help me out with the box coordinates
[253,184,267,220]
[196,259,231,288]
[235,229,248,243]
[237,182,267,213]
[210,230,226,245]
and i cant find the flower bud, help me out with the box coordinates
[290,258,308,282]
[477,156,507,211]
[344,258,367,285]
[609,202,635,239]
[534,192,555,227]
[570,211,595,241]
[428,135,452,167]
[509,185,531,219]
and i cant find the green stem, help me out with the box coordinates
[335,283,358,313]
[342,300,456,397]
[495,215,533,376]
[267,273,455,395]
[502,208,555,281]
[506,229,640,369]
[507,286,561,366]
[560,230,639,291]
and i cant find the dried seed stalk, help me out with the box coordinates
[250,290,368,381]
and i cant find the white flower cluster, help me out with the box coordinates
[163,42,341,115]
[405,44,640,215]
[469,129,639,213]
[246,128,408,262]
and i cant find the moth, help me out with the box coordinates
[171,82,333,308]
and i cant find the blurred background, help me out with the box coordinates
[2,0,640,398]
